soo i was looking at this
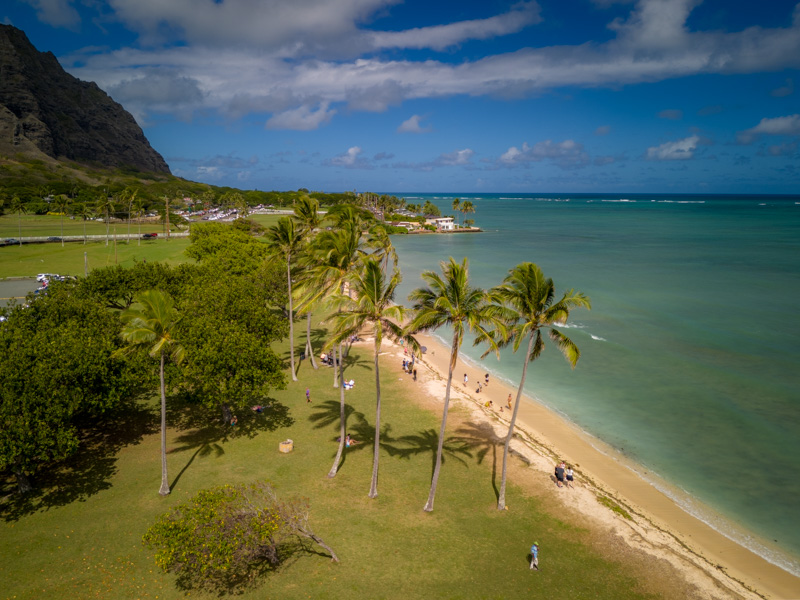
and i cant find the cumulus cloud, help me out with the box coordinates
[646,135,700,160]
[391,148,475,170]
[737,114,800,143]
[266,102,336,131]
[499,140,590,169]
[327,146,371,169]
[658,109,683,120]
[398,114,431,133]
[58,0,800,128]
[20,0,79,28]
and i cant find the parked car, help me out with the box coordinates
[37,273,59,282]
[47,236,62,242]
[142,233,158,239]
[2,238,20,246]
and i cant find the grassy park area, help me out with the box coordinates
[0,226,663,600]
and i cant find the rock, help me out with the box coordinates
[0,25,170,174]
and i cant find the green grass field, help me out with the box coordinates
[0,337,657,599]
[0,237,664,600]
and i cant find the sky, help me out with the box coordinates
[3,0,800,194]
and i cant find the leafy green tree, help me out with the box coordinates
[421,200,441,217]
[143,481,338,592]
[483,263,590,510]
[117,290,186,496]
[464,219,475,228]
[0,288,141,492]
[265,217,304,382]
[326,258,409,498]
[179,272,288,422]
[407,257,495,511]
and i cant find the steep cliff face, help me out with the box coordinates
[0,25,170,174]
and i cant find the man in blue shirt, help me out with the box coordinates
[530,542,539,570]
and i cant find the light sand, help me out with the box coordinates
[378,331,800,600]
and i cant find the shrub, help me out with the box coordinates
[143,482,337,592]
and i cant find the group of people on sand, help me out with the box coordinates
[554,461,574,488]
[402,357,417,381]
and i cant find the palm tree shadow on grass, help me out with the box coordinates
[388,429,474,480]
[165,393,294,493]
[0,398,159,522]
[453,422,504,500]
[309,401,388,470]
[291,346,371,378]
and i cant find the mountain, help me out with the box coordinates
[0,24,170,174]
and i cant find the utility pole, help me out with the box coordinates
[84,251,88,277]
[165,195,171,241]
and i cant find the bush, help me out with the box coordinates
[143,482,337,592]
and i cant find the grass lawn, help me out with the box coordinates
[0,325,657,599]
[0,237,194,279]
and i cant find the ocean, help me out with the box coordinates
[387,193,800,575]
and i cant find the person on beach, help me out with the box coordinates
[565,465,574,488]
[530,542,539,570]
[507,393,513,409]
[464,373,468,385]
[485,373,490,386]
[555,462,565,488]
[412,369,417,381]
[306,388,311,403]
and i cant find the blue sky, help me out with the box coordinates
[4,0,800,193]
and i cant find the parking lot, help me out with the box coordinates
[0,278,40,308]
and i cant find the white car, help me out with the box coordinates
[37,273,59,282]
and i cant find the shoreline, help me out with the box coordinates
[387,330,800,600]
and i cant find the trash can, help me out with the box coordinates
[279,439,294,453]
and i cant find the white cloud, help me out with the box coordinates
[595,125,611,136]
[499,140,590,169]
[20,0,79,28]
[369,1,541,51]
[60,0,800,127]
[737,114,800,144]
[397,114,431,133]
[436,149,474,166]
[265,102,336,131]
[328,146,371,169]
[646,135,700,160]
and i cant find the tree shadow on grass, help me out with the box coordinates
[308,401,389,471]
[453,422,504,500]
[0,399,158,522]
[388,429,474,480]
[165,393,294,493]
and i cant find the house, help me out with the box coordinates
[425,216,455,231]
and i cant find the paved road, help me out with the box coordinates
[0,278,40,308]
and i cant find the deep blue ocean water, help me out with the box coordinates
[388,193,800,574]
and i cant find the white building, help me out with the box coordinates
[425,216,455,231]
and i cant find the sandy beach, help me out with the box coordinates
[377,330,800,600]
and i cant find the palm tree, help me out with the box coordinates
[368,224,398,271]
[486,263,591,510]
[407,257,495,511]
[95,192,115,246]
[265,217,304,382]
[117,290,185,496]
[326,258,411,498]
[293,196,323,370]
[10,195,26,244]
[52,194,70,246]
[301,217,369,478]
[452,198,461,226]
[460,201,475,228]
[122,188,138,244]
[131,196,145,246]
[73,203,94,245]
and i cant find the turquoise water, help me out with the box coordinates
[389,193,800,574]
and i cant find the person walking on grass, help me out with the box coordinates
[306,388,311,403]
[530,542,539,570]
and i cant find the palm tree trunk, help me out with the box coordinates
[287,258,297,381]
[105,208,110,246]
[332,344,339,387]
[60,215,64,247]
[497,333,535,510]
[83,219,86,245]
[159,351,170,496]
[369,334,381,498]
[306,313,318,369]
[424,330,460,512]
[328,342,346,478]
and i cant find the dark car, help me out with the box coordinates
[2,238,20,246]
[47,236,62,242]
[142,233,158,239]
